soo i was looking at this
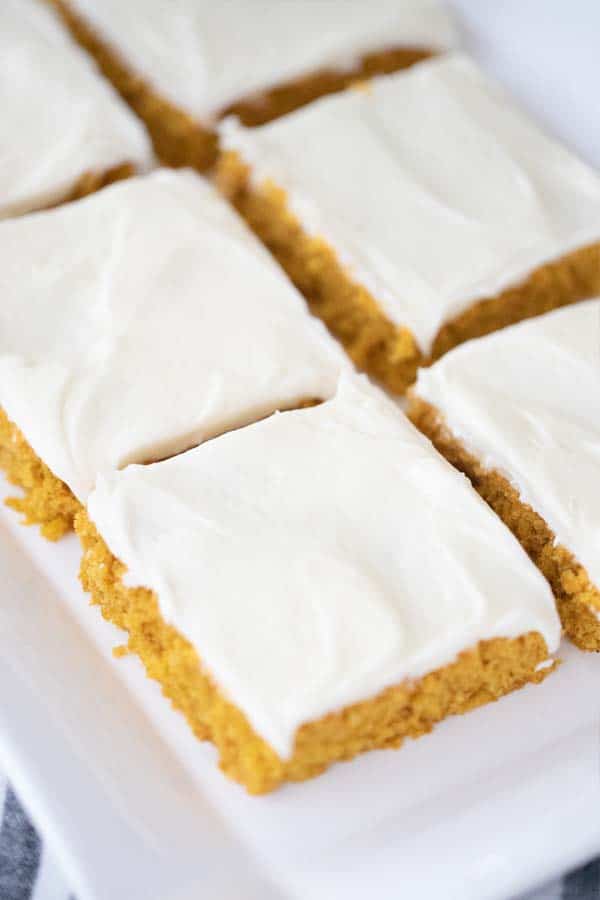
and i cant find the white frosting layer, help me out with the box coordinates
[87,375,559,759]
[68,0,458,121]
[0,170,347,501]
[222,54,600,353]
[1,0,153,219]
[416,299,600,591]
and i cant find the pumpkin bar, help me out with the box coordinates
[78,375,560,793]
[219,54,600,393]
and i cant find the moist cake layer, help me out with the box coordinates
[1,0,152,219]
[0,409,79,541]
[411,300,600,650]
[59,0,458,121]
[0,169,347,509]
[82,376,560,790]
[220,55,600,385]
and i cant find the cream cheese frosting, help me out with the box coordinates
[0,169,347,502]
[415,299,600,590]
[221,54,600,353]
[1,0,153,219]
[67,0,459,121]
[87,375,560,759]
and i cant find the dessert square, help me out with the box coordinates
[1,0,153,219]
[49,0,458,169]
[410,299,600,651]
[78,375,560,794]
[0,169,346,538]
[219,54,600,393]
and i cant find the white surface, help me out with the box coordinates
[67,0,458,121]
[222,53,600,353]
[416,300,600,591]
[449,0,600,171]
[2,3,600,900]
[87,375,559,758]
[0,170,346,502]
[0,0,152,219]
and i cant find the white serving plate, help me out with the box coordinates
[2,3,600,898]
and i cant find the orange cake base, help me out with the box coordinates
[0,409,79,541]
[221,47,432,127]
[217,151,600,392]
[54,161,136,210]
[76,508,553,794]
[49,1,432,172]
[9,162,135,220]
[409,398,600,652]
[430,243,600,361]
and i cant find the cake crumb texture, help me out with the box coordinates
[0,409,79,540]
[76,509,554,794]
[431,242,600,360]
[54,162,136,209]
[221,47,432,127]
[409,397,600,651]
[217,151,422,394]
